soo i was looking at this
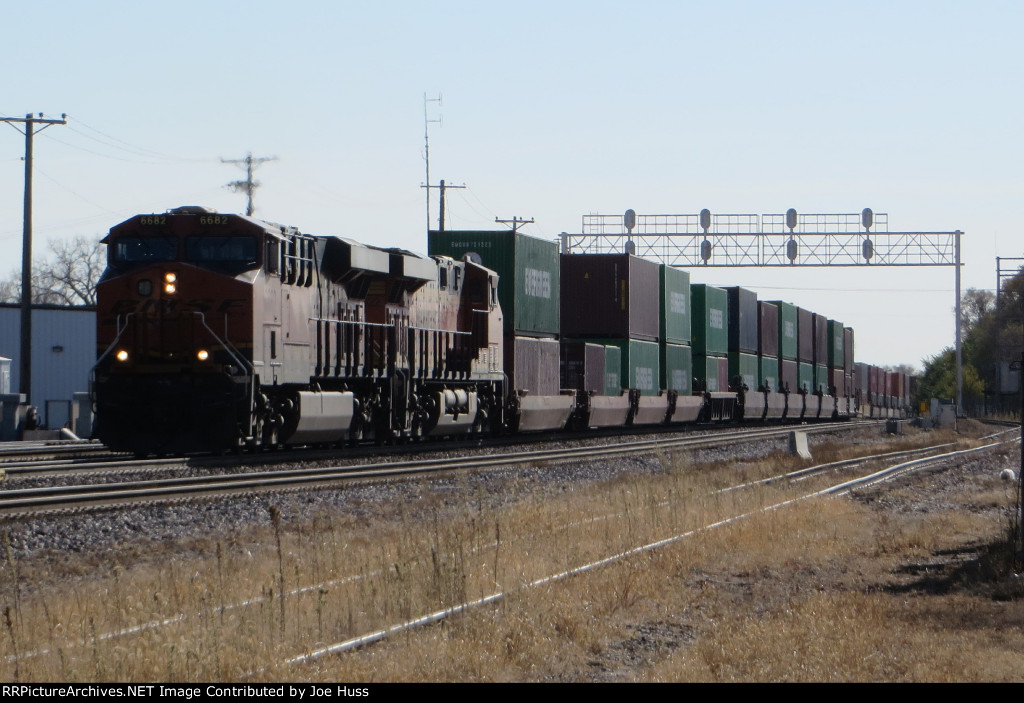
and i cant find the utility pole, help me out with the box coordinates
[421,179,466,232]
[495,216,535,233]
[221,152,276,216]
[1,113,67,403]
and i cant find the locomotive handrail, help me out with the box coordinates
[93,312,134,368]
[192,312,252,376]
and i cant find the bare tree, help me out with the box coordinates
[0,235,105,306]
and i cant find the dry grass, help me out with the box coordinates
[1,423,1020,682]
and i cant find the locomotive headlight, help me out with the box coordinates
[196,349,210,361]
[164,272,177,294]
[115,349,129,362]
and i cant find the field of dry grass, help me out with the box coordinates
[2,423,1021,682]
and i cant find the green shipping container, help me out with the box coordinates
[767,300,798,360]
[827,319,845,369]
[760,355,778,392]
[581,338,661,396]
[661,342,693,395]
[603,344,622,396]
[798,362,814,393]
[728,351,759,392]
[690,284,728,356]
[660,265,691,344]
[428,229,559,337]
[693,353,728,393]
[814,364,829,394]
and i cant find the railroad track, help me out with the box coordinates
[0,420,879,515]
[7,421,1013,676]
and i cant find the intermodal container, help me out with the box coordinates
[760,355,778,392]
[813,313,828,367]
[726,287,758,354]
[797,307,813,363]
[798,362,814,393]
[694,354,729,393]
[768,301,798,360]
[560,341,605,394]
[505,335,561,396]
[843,327,855,374]
[690,284,728,356]
[854,363,870,400]
[660,265,691,345]
[428,229,559,337]
[827,320,845,369]
[827,321,843,370]
[814,364,829,394]
[830,368,846,396]
[560,254,660,340]
[580,338,661,396]
[758,301,779,358]
[779,358,798,393]
[661,342,693,395]
[728,351,759,391]
[603,344,622,396]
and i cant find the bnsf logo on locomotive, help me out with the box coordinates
[524,268,551,299]
[107,298,247,317]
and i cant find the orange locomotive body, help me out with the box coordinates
[93,207,504,455]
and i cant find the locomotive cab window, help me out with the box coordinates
[110,236,178,269]
[439,266,448,290]
[185,236,259,274]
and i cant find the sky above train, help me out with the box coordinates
[2,1,1020,371]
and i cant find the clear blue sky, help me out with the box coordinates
[2,1,1021,369]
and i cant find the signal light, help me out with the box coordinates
[196,349,209,361]
[115,349,129,362]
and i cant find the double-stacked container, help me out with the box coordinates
[797,307,814,393]
[827,319,845,397]
[561,254,662,396]
[768,300,798,393]
[691,284,729,392]
[726,287,759,392]
[428,229,562,396]
[659,265,693,397]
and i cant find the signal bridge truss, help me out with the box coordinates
[565,211,961,268]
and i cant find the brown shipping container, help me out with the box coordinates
[797,307,813,363]
[813,313,828,366]
[778,358,798,393]
[560,254,661,341]
[505,335,560,396]
[830,368,845,396]
[854,363,869,398]
[759,301,779,358]
[843,327,854,374]
[537,337,560,396]
[869,365,880,398]
[560,341,605,394]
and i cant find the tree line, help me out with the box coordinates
[0,236,104,306]
[916,269,1024,405]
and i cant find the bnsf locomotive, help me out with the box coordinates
[93,207,907,456]
[93,206,504,455]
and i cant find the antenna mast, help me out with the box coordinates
[423,93,442,232]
